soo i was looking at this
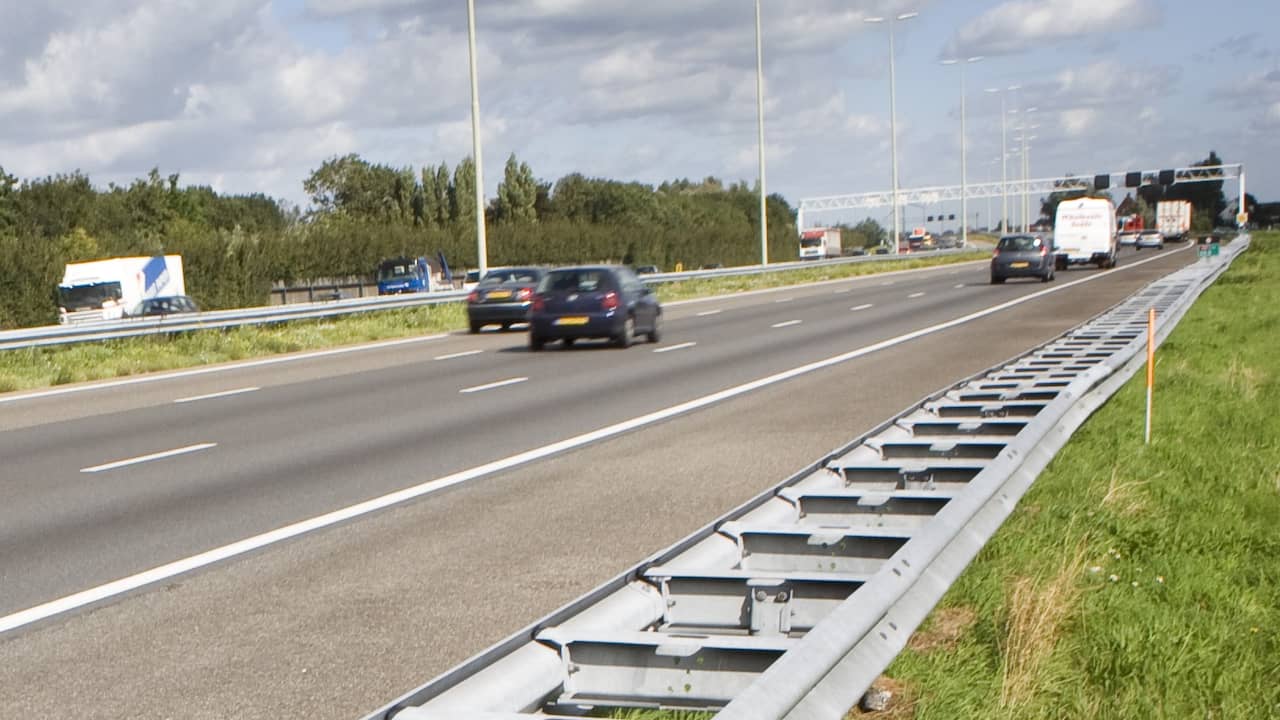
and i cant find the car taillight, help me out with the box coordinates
[516,287,533,301]
[532,294,545,312]
[1039,245,1048,256]
[992,249,1000,258]
[602,291,619,310]
[467,290,480,303]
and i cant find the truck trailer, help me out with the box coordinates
[1156,200,1192,242]
[57,255,186,324]
[798,228,842,260]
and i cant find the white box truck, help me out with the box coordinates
[1156,200,1192,242]
[1053,198,1117,269]
[57,255,186,324]
[799,228,842,260]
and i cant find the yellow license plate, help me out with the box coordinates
[555,316,589,326]
[1011,262,1030,268]
[486,290,512,299]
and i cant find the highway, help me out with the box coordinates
[0,245,1194,718]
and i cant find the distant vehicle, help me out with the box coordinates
[843,247,867,257]
[1136,229,1165,250]
[529,266,661,350]
[57,255,185,325]
[634,265,660,275]
[905,227,934,252]
[376,256,432,295]
[129,295,200,317]
[1156,200,1192,242]
[1118,231,1139,247]
[874,245,891,255]
[466,267,544,333]
[1054,197,1118,269]
[1118,214,1144,233]
[799,228,842,260]
[991,234,1055,284]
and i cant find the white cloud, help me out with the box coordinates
[945,0,1160,58]
[1059,108,1100,137]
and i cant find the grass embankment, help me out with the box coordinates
[870,232,1280,718]
[0,251,983,393]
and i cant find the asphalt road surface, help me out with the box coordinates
[0,245,1194,718]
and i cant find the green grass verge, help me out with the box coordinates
[0,251,983,393]
[879,231,1280,718]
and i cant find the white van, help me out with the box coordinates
[1053,197,1117,269]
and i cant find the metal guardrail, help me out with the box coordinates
[0,249,970,352]
[362,237,1248,719]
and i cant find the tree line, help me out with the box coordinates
[0,156,799,329]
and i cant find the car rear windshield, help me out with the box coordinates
[998,235,1043,251]
[540,269,616,294]
[480,268,541,286]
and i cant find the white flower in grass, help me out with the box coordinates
[1131,581,1139,587]
[1156,576,1165,584]
[1089,566,1102,573]
[1108,574,1119,583]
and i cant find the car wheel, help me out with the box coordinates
[563,337,575,348]
[614,315,634,348]
[501,321,512,331]
[990,274,1005,285]
[469,320,482,334]
[529,334,545,352]
[647,314,661,343]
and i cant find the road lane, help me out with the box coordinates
[0,244,1198,719]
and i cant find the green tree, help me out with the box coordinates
[451,157,477,226]
[495,153,538,224]
[852,218,886,247]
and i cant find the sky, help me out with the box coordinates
[1,0,1276,227]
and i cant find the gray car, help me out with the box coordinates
[991,234,1055,284]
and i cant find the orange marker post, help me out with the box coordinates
[1144,307,1155,444]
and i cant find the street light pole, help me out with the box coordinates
[1020,107,1037,231]
[754,0,768,266]
[943,56,983,248]
[465,0,488,276]
[985,85,1018,234]
[866,11,918,254]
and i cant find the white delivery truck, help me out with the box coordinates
[1156,200,1192,242]
[798,228,842,260]
[1053,197,1117,270]
[57,255,186,324]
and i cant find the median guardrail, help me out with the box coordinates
[361,237,1248,719]
[0,249,969,351]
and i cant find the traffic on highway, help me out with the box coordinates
[0,242,1198,718]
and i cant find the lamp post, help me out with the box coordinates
[1020,106,1038,231]
[754,0,768,265]
[984,84,1019,234]
[465,0,488,276]
[865,11,918,254]
[942,55,983,248]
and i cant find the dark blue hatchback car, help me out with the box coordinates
[529,265,661,350]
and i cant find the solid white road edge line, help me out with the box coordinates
[173,387,260,404]
[80,443,217,474]
[459,377,528,394]
[654,342,697,354]
[0,333,451,405]
[435,349,484,361]
[0,244,1188,635]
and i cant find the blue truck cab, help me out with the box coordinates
[377,256,432,295]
